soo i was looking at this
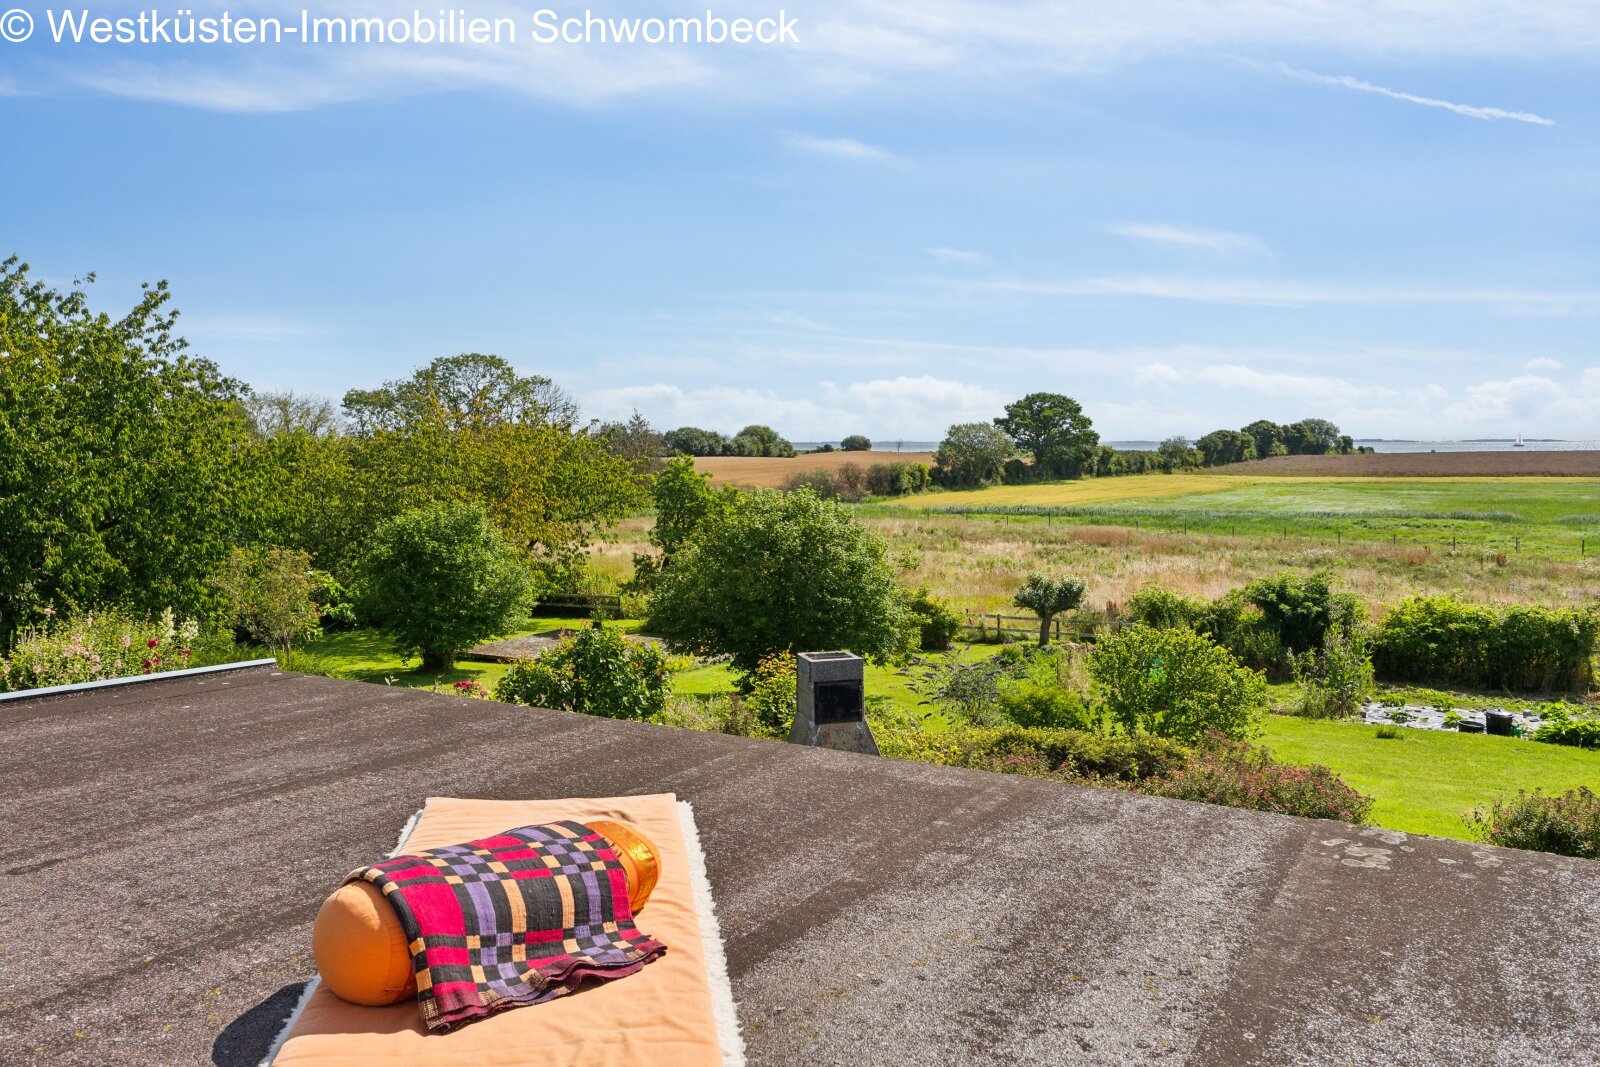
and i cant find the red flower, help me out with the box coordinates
[146,638,159,649]
[179,649,191,659]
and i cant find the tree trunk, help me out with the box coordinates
[1038,615,1051,647]
[422,648,455,671]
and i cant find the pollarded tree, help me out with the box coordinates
[1013,573,1088,646]
[648,489,911,673]
[994,393,1100,479]
[358,502,534,670]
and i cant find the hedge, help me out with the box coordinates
[1372,596,1599,692]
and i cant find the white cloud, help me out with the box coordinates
[1108,223,1269,258]
[786,134,895,161]
[974,274,1600,309]
[926,247,992,266]
[1525,356,1564,371]
[1278,64,1555,125]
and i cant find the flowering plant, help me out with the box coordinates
[0,609,201,692]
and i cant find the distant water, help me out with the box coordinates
[797,439,1600,454]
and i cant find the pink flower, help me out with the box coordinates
[121,635,131,649]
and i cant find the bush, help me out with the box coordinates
[995,678,1093,731]
[1126,585,1285,676]
[358,502,535,670]
[1242,570,1363,656]
[210,545,323,655]
[648,488,911,672]
[840,434,871,452]
[652,693,772,738]
[901,586,962,651]
[1089,625,1267,743]
[1531,705,1600,749]
[782,468,839,498]
[741,653,796,737]
[1145,731,1373,823]
[1373,596,1599,692]
[1469,788,1600,859]
[1292,620,1375,718]
[1,608,201,691]
[864,462,930,497]
[494,627,668,719]
[873,719,1189,783]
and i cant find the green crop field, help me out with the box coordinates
[879,475,1600,557]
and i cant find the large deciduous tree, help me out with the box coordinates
[994,393,1100,479]
[0,258,260,645]
[648,489,911,672]
[933,422,1014,488]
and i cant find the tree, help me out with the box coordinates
[1194,429,1257,467]
[1157,436,1196,471]
[933,422,1014,488]
[648,489,911,672]
[210,546,322,655]
[358,502,534,670]
[729,424,795,457]
[840,434,872,451]
[0,258,263,646]
[662,426,730,456]
[1013,574,1088,646]
[1089,625,1267,743]
[1284,418,1342,456]
[1241,419,1287,460]
[630,456,737,591]
[994,393,1099,479]
[599,410,667,470]
[341,352,576,434]
[245,390,341,438]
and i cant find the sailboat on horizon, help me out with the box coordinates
[1514,433,1526,448]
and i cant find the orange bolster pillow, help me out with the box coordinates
[312,820,661,1006]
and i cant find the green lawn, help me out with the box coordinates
[1257,714,1600,840]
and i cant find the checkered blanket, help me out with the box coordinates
[350,821,668,1030]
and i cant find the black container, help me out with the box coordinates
[1484,711,1515,737]
[1456,720,1485,734]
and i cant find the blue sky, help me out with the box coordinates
[3,2,1598,440]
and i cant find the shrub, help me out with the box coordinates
[1126,585,1284,675]
[995,678,1093,731]
[1531,705,1600,749]
[1373,595,1599,692]
[864,462,930,497]
[1145,731,1373,824]
[783,468,839,498]
[1468,788,1600,859]
[494,627,668,719]
[741,653,796,737]
[901,586,962,652]
[1,608,201,692]
[840,434,871,451]
[358,502,535,670]
[1292,620,1375,718]
[1089,625,1267,743]
[210,545,323,655]
[1242,570,1363,656]
[834,462,868,501]
[652,693,771,737]
[648,488,911,672]
[873,719,1189,783]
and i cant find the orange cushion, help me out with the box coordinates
[312,881,416,1006]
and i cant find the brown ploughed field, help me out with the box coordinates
[696,450,936,488]
[1214,450,1600,477]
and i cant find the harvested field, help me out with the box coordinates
[696,449,935,488]
[1216,450,1600,477]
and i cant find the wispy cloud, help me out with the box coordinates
[1525,357,1564,371]
[926,247,992,266]
[1109,222,1269,257]
[973,274,1600,309]
[1278,64,1555,125]
[786,134,895,161]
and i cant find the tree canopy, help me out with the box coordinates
[648,489,910,672]
[341,352,577,434]
[933,422,1014,488]
[994,392,1100,479]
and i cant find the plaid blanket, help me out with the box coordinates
[350,820,667,1030]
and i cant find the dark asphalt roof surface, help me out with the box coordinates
[2,664,1597,1066]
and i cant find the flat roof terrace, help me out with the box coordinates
[2,664,1597,1065]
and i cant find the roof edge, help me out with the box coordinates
[0,658,280,705]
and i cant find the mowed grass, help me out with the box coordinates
[881,475,1600,557]
[1257,714,1600,840]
